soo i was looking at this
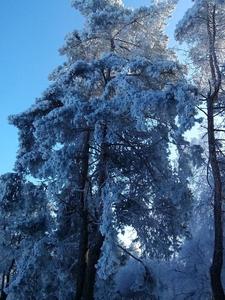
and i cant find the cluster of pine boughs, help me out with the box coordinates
[1,0,225,299]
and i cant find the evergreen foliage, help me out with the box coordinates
[2,0,225,299]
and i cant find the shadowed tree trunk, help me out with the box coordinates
[207,97,225,300]
[75,130,91,300]
[0,260,15,300]
[0,262,15,300]
[82,124,107,300]
[82,230,104,300]
[0,273,7,300]
[1,290,7,300]
[206,4,225,299]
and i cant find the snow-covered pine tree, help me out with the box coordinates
[0,173,48,299]
[0,0,200,299]
[176,1,225,298]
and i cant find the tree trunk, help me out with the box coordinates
[0,273,7,300]
[82,230,104,300]
[75,131,91,300]
[1,290,7,300]
[75,209,89,300]
[80,124,108,300]
[206,5,225,299]
[207,99,225,300]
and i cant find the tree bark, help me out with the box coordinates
[0,273,7,300]
[82,230,104,300]
[75,131,91,300]
[207,98,225,300]
[75,209,89,300]
[81,124,107,300]
[0,290,7,300]
[0,260,15,300]
[206,4,225,299]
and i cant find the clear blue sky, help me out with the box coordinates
[0,0,192,175]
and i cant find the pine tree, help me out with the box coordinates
[176,1,225,298]
[0,1,199,299]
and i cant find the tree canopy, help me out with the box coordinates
[1,0,225,299]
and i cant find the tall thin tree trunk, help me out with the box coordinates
[75,130,91,300]
[82,230,104,300]
[75,209,89,300]
[82,124,107,300]
[207,98,225,300]
[0,259,14,300]
[206,5,225,299]
[0,290,7,300]
[0,273,7,300]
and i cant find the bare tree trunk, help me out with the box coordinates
[0,273,7,300]
[82,230,104,300]
[75,131,91,300]
[207,98,225,300]
[81,124,107,300]
[206,4,225,299]
[0,290,7,300]
[0,260,15,300]
[75,210,89,300]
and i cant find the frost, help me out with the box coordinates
[0,0,202,298]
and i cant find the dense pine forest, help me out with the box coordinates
[1,0,225,299]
